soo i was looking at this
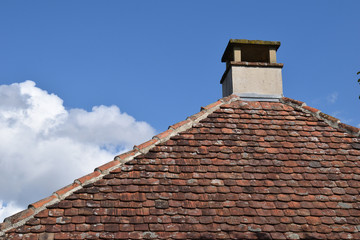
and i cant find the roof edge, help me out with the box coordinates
[0,94,241,236]
[281,97,360,137]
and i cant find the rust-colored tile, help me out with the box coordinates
[30,195,57,209]
[55,182,80,198]
[76,171,101,185]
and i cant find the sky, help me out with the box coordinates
[0,0,359,221]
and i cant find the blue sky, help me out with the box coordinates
[0,0,359,220]
[1,0,359,130]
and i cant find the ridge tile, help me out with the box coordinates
[2,95,360,240]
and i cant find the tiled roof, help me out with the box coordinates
[1,95,360,239]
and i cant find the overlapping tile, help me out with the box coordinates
[2,96,360,239]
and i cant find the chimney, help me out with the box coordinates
[220,39,283,101]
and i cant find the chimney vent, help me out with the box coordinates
[220,39,283,101]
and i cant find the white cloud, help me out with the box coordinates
[326,92,338,104]
[0,201,23,223]
[0,81,156,222]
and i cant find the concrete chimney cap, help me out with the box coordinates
[221,39,281,63]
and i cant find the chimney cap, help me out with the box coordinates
[221,39,281,63]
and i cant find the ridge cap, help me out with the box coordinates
[281,97,360,137]
[0,94,240,236]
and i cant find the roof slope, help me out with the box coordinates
[2,95,360,240]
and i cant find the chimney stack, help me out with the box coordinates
[220,39,283,101]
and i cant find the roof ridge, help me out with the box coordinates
[0,94,240,236]
[281,97,360,137]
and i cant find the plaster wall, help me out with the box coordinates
[222,66,282,97]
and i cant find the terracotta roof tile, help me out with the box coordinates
[114,149,138,162]
[29,195,57,210]
[200,100,223,111]
[94,160,121,173]
[134,138,159,153]
[153,128,174,140]
[75,170,101,185]
[2,96,360,239]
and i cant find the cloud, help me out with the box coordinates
[0,81,156,221]
[0,201,23,224]
[326,92,338,104]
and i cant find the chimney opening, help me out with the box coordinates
[241,45,269,63]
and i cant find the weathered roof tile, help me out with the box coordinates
[2,96,360,239]
[29,195,57,210]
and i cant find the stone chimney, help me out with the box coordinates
[220,39,283,101]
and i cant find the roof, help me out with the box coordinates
[1,95,360,239]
